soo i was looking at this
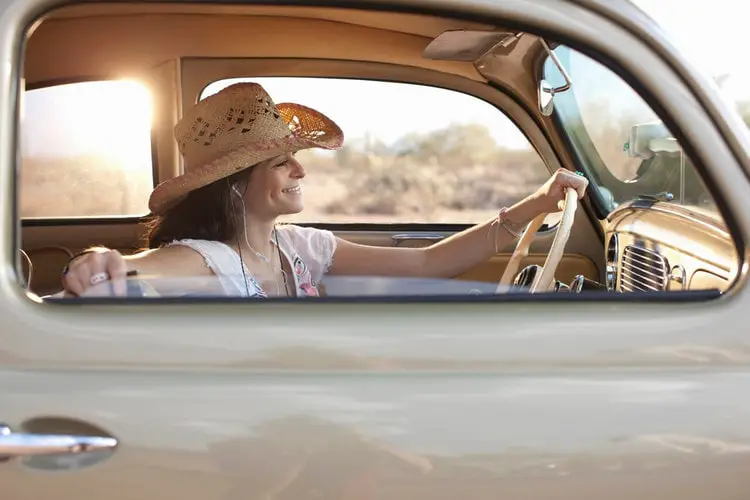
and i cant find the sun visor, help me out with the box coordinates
[422,30,524,62]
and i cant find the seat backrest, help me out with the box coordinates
[24,246,73,296]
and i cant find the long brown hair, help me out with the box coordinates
[144,168,253,248]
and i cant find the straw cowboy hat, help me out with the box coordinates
[148,82,345,214]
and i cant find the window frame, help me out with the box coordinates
[7,0,745,307]
[19,76,159,226]
[192,70,562,234]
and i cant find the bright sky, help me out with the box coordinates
[23,81,154,160]
[630,0,748,102]
[23,0,746,158]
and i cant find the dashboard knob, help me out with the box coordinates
[570,275,608,293]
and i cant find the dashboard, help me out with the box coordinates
[604,201,739,293]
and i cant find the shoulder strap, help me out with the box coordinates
[166,239,265,297]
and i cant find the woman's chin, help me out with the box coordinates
[277,201,304,216]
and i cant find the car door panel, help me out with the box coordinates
[457,253,598,284]
[3,354,750,500]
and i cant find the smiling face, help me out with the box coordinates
[241,152,306,218]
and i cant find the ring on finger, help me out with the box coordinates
[89,272,109,285]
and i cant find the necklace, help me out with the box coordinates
[230,185,291,297]
[242,228,290,297]
[246,242,272,264]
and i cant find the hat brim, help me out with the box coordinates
[148,103,344,215]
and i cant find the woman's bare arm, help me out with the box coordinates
[62,245,210,296]
[123,246,210,277]
[328,193,542,279]
[328,169,587,279]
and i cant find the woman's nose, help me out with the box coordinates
[290,157,306,178]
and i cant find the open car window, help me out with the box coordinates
[19,31,739,302]
[20,80,154,219]
[201,77,555,226]
[544,46,723,222]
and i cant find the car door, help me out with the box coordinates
[3,1,750,500]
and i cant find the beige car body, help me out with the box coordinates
[2,0,750,499]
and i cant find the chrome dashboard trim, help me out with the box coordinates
[607,201,730,239]
[605,234,619,291]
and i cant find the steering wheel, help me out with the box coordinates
[497,187,578,293]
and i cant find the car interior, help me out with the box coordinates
[17,3,741,299]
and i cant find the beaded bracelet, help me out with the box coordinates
[488,207,528,253]
[497,207,526,238]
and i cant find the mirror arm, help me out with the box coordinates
[539,38,572,93]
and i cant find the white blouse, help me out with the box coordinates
[168,225,337,298]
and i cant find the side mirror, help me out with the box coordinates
[538,80,555,116]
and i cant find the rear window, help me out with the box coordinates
[20,80,154,219]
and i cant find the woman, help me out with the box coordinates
[60,82,588,298]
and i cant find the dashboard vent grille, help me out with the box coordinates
[620,245,668,292]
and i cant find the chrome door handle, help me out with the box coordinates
[0,423,118,459]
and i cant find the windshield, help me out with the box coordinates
[543,45,720,220]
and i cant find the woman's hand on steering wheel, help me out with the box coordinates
[497,169,588,293]
[532,169,589,213]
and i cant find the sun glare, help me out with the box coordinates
[21,79,156,218]
[23,79,153,167]
[69,80,152,166]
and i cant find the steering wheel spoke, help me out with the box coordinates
[497,187,579,294]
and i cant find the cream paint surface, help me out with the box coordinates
[3,1,750,500]
[4,369,750,500]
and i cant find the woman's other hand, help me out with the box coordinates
[61,248,128,297]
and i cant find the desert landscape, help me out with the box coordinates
[20,99,749,224]
[20,122,549,224]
